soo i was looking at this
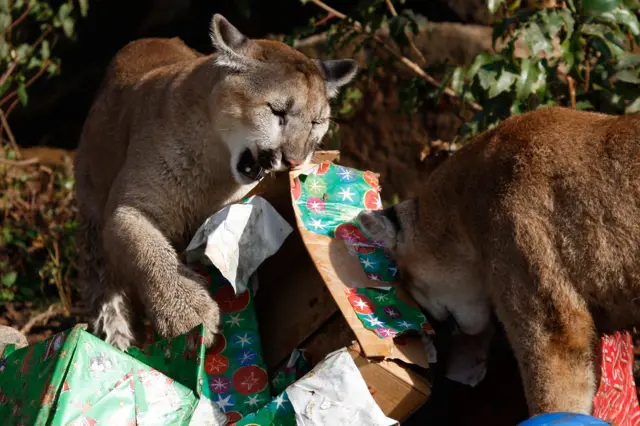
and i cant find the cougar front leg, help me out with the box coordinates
[497,285,597,416]
[102,205,220,346]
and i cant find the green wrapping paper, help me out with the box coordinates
[293,161,433,339]
[0,324,205,426]
[344,287,435,338]
[194,263,272,424]
[231,349,310,426]
[292,161,397,283]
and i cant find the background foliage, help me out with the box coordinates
[292,0,640,141]
[1,0,87,310]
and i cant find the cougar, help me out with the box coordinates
[74,14,357,350]
[358,106,640,417]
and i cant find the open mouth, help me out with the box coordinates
[237,148,265,182]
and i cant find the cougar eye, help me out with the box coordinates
[312,118,327,126]
[268,103,286,126]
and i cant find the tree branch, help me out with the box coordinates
[308,0,482,112]
[384,0,427,66]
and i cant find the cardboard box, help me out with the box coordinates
[250,151,432,422]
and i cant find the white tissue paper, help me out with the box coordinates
[185,195,293,295]
[286,348,398,426]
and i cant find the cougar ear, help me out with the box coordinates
[210,14,253,71]
[315,59,359,98]
[357,207,399,251]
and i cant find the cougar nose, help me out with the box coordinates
[283,156,301,168]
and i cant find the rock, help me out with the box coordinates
[0,325,28,355]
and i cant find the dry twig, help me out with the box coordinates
[20,304,63,335]
[0,108,21,158]
[308,0,482,111]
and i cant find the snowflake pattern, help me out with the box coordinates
[236,350,256,366]
[336,166,357,182]
[245,394,262,408]
[235,333,252,348]
[215,394,234,413]
[360,257,377,270]
[364,314,385,328]
[225,313,243,328]
[209,376,231,394]
[338,186,355,201]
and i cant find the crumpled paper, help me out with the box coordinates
[185,195,293,294]
[286,348,398,426]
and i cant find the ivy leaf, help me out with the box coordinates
[489,70,518,98]
[516,57,540,100]
[617,53,640,68]
[0,35,8,58]
[389,15,410,49]
[450,67,465,96]
[78,0,89,16]
[545,10,564,37]
[611,8,640,35]
[583,0,619,14]
[487,0,505,13]
[575,100,594,110]
[16,83,28,106]
[558,9,575,39]
[58,3,71,20]
[15,43,30,63]
[478,68,498,90]
[626,97,640,113]
[40,40,50,60]
[615,69,640,84]
[1,271,17,287]
[27,56,42,69]
[561,37,576,71]
[0,12,10,32]
[524,22,553,55]
[466,52,494,81]
[62,18,74,37]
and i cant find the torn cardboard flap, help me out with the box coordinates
[288,158,430,369]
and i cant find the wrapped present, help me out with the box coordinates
[0,323,205,426]
[592,331,640,425]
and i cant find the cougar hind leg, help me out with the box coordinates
[76,214,142,350]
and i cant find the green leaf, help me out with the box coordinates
[489,70,518,98]
[487,0,505,13]
[62,17,74,37]
[516,57,540,100]
[15,43,29,63]
[40,39,50,60]
[450,67,465,95]
[0,35,8,59]
[612,8,640,34]
[27,56,42,69]
[16,83,28,105]
[58,3,71,19]
[582,0,619,14]
[617,53,640,68]
[524,22,554,55]
[615,69,640,83]
[576,100,594,110]
[626,97,640,113]
[558,9,575,39]
[19,286,34,298]
[0,0,8,12]
[546,10,564,37]
[561,38,576,71]
[2,271,17,287]
[466,52,494,81]
[13,0,24,9]
[0,12,10,32]
[478,68,498,90]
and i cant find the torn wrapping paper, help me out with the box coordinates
[286,348,398,426]
[344,287,434,339]
[292,162,397,283]
[234,348,396,426]
[0,324,205,426]
[271,348,312,396]
[185,195,293,294]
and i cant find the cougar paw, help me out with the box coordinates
[153,273,221,347]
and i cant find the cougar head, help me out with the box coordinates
[357,201,490,336]
[210,14,358,185]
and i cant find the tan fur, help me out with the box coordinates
[358,106,640,416]
[74,14,357,350]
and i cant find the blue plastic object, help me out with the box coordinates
[518,413,610,426]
